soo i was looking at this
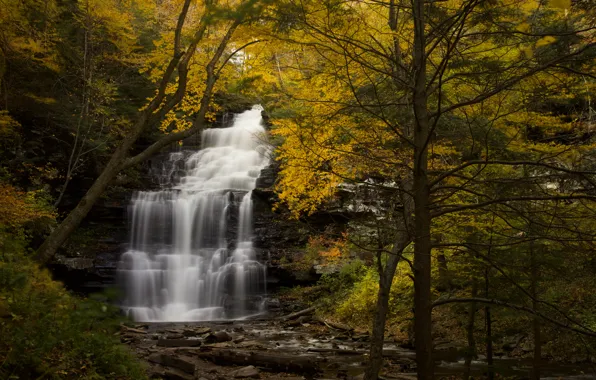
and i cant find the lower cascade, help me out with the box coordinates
[118,106,270,322]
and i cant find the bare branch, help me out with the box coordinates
[432,297,596,337]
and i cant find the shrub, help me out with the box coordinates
[0,182,146,379]
[0,250,147,379]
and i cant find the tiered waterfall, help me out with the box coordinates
[118,106,269,322]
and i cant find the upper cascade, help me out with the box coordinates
[118,105,270,322]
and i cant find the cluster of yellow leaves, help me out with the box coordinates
[0,111,20,136]
[0,184,55,228]
[0,0,61,72]
[307,234,348,266]
[335,260,413,327]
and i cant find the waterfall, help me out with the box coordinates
[118,105,269,322]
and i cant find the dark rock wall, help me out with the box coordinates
[251,161,352,291]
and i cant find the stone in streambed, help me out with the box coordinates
[147,353,163,364]
[183,326,211,337]
[230,365,259,378]
[204,331,232,343]
[163,369,194,380]
[166,333,185,339]
[235,340,264,349]
[148,353,196,374]
[157,338,201,347]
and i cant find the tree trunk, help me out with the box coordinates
[412,149,433,380]
[362,2,413,379]
[464,280,478,380]
[365,269,394,380]
[412,0,433,378]
[485,265,494,380]
[530,239,541,380]
[35,133,139,263]
[364,230,411,380]
[437,254,450,291]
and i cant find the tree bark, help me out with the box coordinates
[485,303,494,380]
[463,280,478,380]
[364,228,412,380]
[530,239,541,380]
[412,0,433,378]
[36,134,139,263]
[437,254,450,291]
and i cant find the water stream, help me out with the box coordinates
[118,106,269,322]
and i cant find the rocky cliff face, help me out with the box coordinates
[251,161,354,290]
[49,198,129,294]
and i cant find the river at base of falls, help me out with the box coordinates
[117,105,270,322]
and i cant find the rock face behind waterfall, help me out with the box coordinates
[118,106,270,322]
[250,161,354,290]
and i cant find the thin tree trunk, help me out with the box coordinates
[412,156,433,380]
[365,265,395,380]
[530,239,541,380]
[364,230,411,380]
[464,279,478,380]
[485,267,494,380]
[412,0,433,378]
[36,131,140,263]
[363,2,412,377]
[437,254,450,291]
[56,2,93,208]
[485,217,495,380]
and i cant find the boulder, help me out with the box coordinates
[166,333,185,339]
[163,369,194,380]
[230,365,260,378]
[265,298,281,309]
[148,353,196,375]
[183,327,211,337]
[205,331,232,343]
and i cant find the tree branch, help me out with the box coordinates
[430,42,596,119]
[432,297,596,337]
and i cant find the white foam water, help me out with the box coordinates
[118,106,269,322]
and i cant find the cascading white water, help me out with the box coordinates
[118,106,269,322]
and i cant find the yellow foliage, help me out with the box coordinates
[536,35,557,47]
[335,261,413,327]
[139,0,265,134]
[0,111,20,136]
[548,0,571,9]
[307,234,348,266]
[0,184,55,228]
